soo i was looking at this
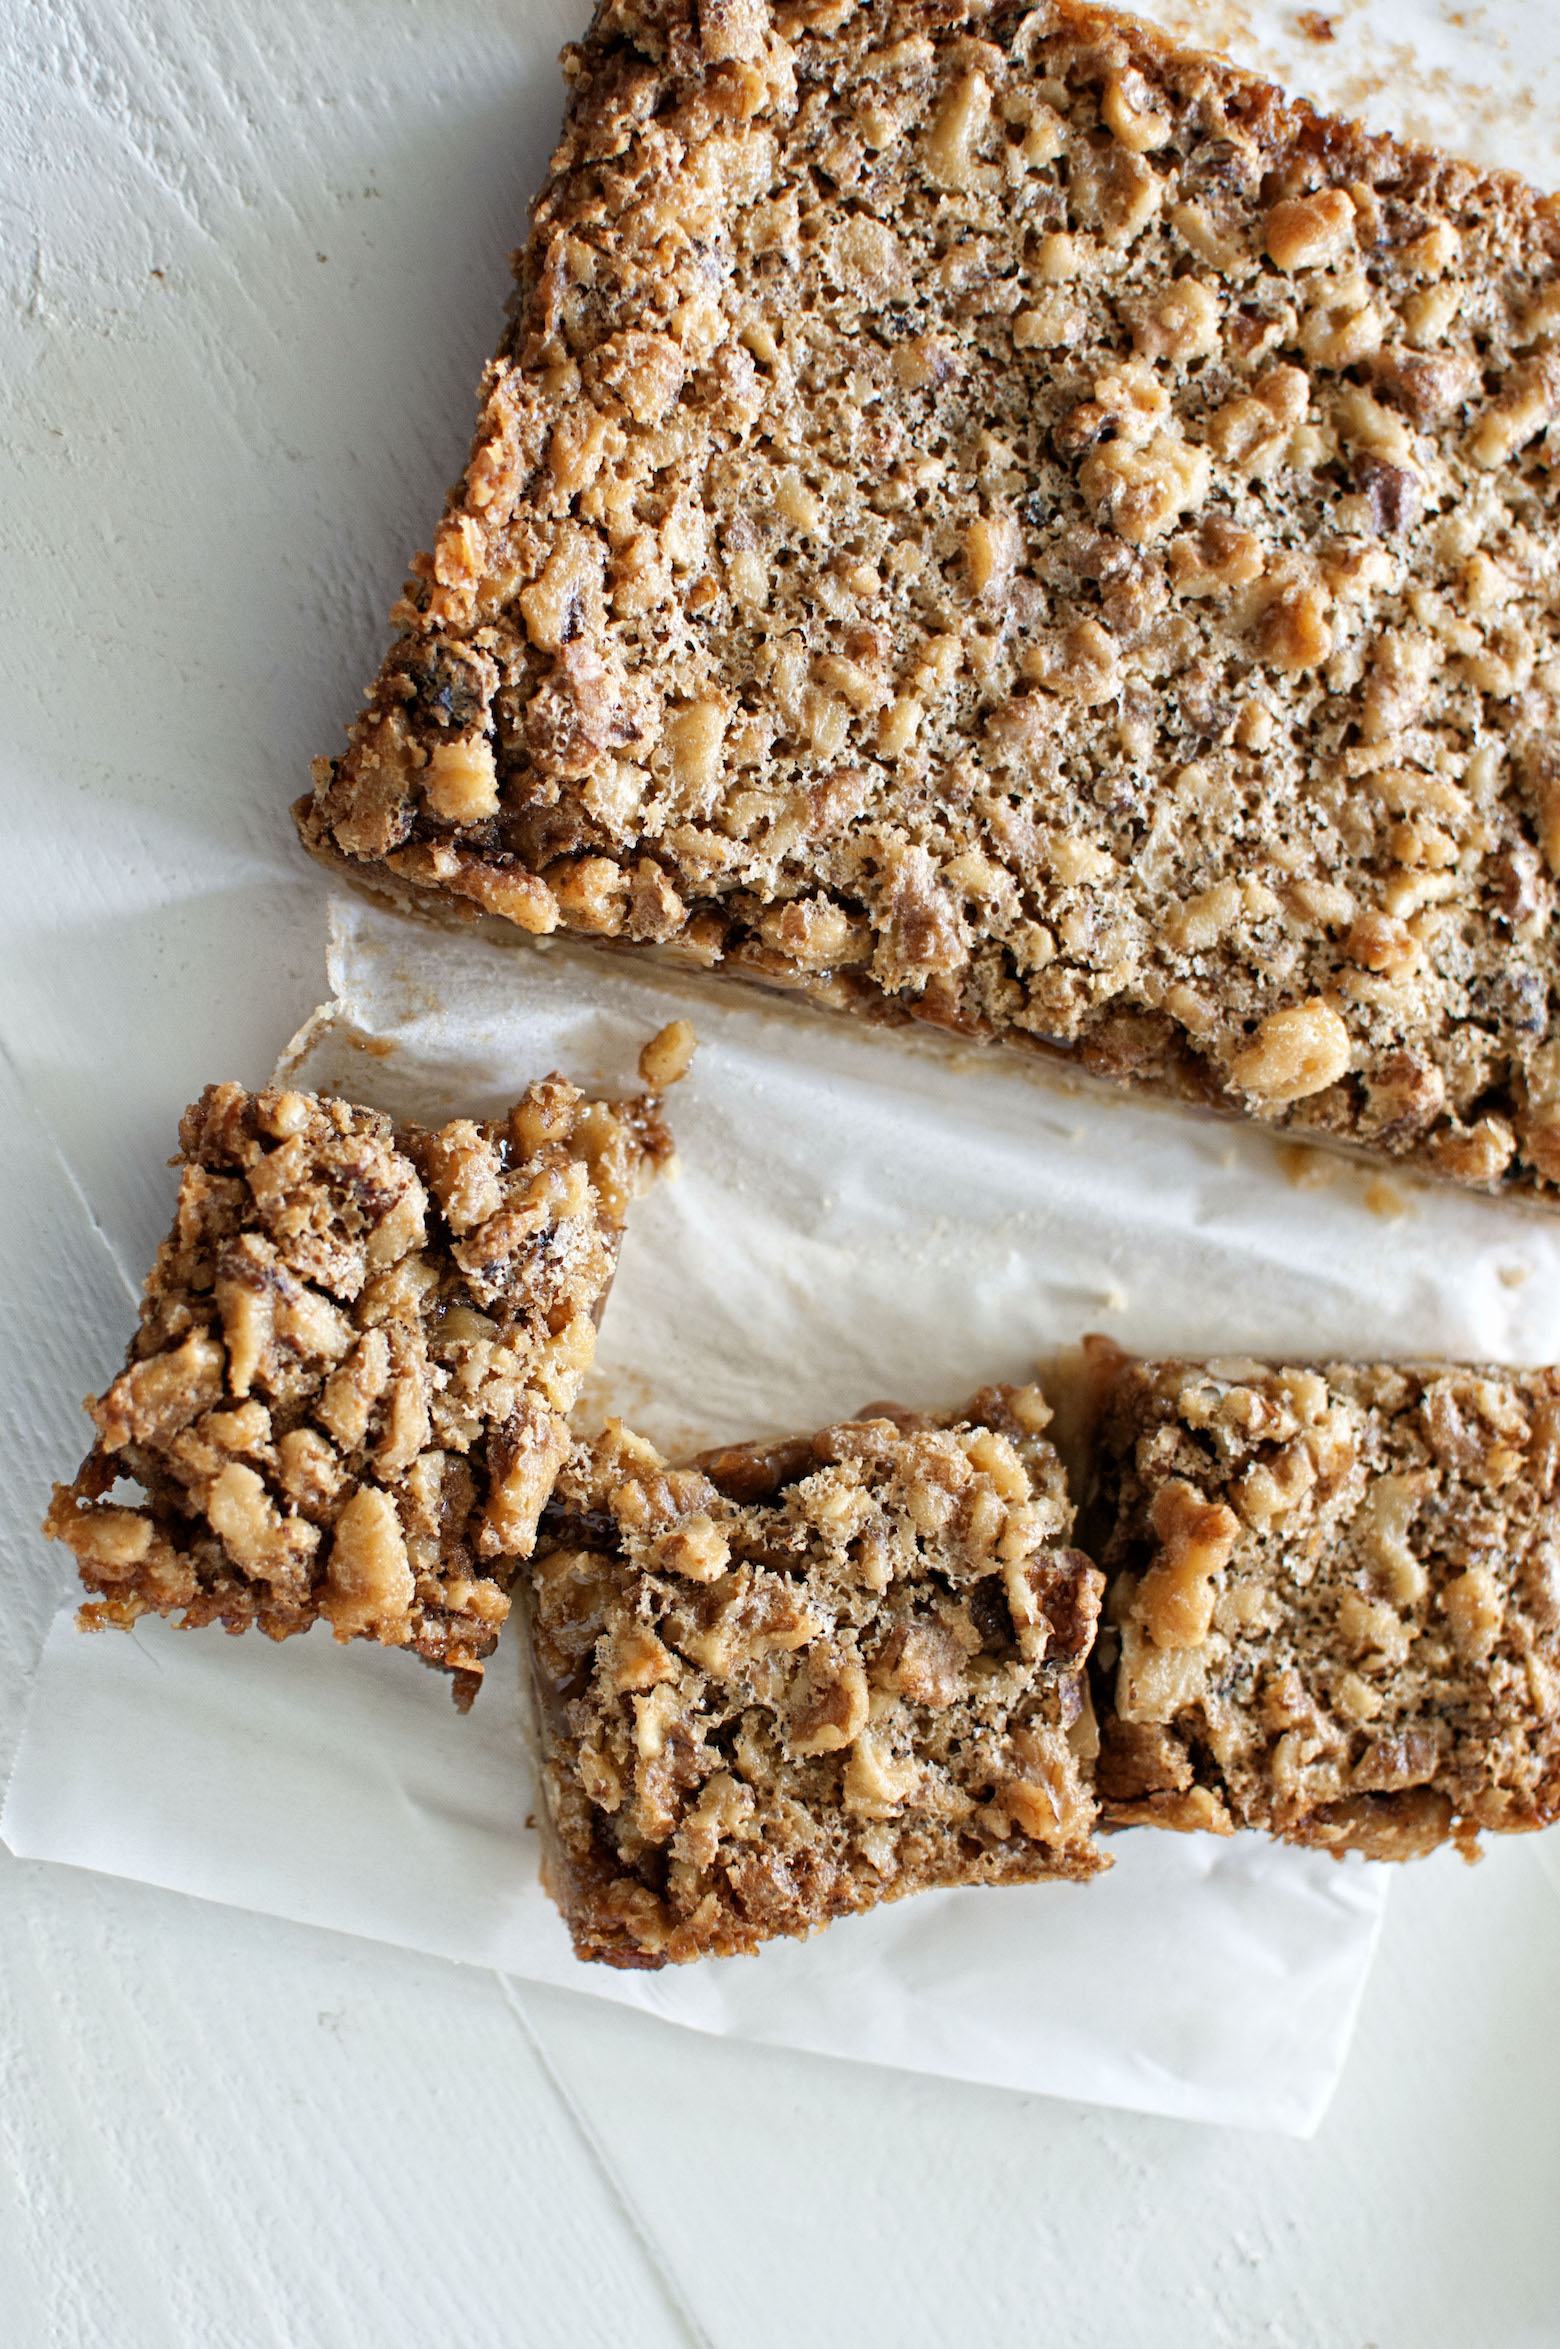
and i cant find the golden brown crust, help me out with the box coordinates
[525,1383,1106,1966]
[43,1076,675,1704]
[1090,1354,1560,1857]
[302,0,1560,1199]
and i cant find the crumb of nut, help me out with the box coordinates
[638,1019,698,1092]
[1277,1141,1335,1189]
[524,1388,1106,1965]
[1230,1001,1351,1104]
[295,0,1560,1207]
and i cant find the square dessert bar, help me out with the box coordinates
[526,1387,1106,1967]
[301,0,1560,1202]
[1091,1354,1560,1858]
[45,1037,689,1703]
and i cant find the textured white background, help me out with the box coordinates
[5,1,1560,2342]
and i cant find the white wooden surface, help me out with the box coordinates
[5,2,1560,2338]
[2,1836,1558,2348]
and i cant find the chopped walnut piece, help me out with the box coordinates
[1169,517,1264,598]
[1093,1356,1560,1858]
[45,1072,678,1702]
[1129,277,1219,362]
[637,1019,698,1092]
[320,1483,414,1640]
[1264,188,1355,274]
[1229,1001,1350,1105]
[1079,431,1210,546]
[1136,1480,1238,1648]
[525,1389,1105,1966]
[425,735,500,824]
[296,0,1560,1205]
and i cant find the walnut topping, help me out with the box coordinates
[1136,1480,1239,1648]
[47,1075,675,1701]
[1024,616,1120,704]
[1096,1357,1560,1857]
[1300,272,1384,369]
[638,1019,698,1091]
[872,1615,969,1706]
[91,1329,227,1448]
[843,1732,922,1819]
[1441,1565,1504,1662]
[424,735,499,824]
[1229,1000,1350,1103]
[921,69,996,192]
[964,510,1022,598]
[1080,431,1210,544]
[1169,517,1264,598]
[1345,909,1420,981]
[789,1643,871,1755]
[1129,277,1219,362]
[1069,132,1162,246]
[1014,293,1086,350]
[1101,68,1172,155]
[1264,188,1354,274]
[528,1390,1104,1966]
[1467,355,1560,468]
[298,0,1560,1206]
[320,1483,414,1641]
[1162,879,1242,953]
[999,1729,1094,1847]
[649,1514,731,1582]
[759,894,873,968]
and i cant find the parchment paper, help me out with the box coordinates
[41,889,1560,2136]
[12,0,1560,2139]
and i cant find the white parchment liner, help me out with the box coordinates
[10,0,1560,2144]
[39,889,1560,2135]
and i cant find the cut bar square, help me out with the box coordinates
[45,1064,681,1703]
[1091,1353,1560,1857]
[301,0,1560,1201]
[525,1387,1106,1966]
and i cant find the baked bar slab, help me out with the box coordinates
[45,1068,678,1703]
[1091,1354,1560,1858]
[526,1388,1105,1967]
[301,0,1560,1199]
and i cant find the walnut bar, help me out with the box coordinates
[1091,1354,1560,1858]
[44,1049,687,1703]
[525,1388,1105,1967]
[301,0,1560,1200]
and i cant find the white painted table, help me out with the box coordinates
[5,5,1560,2340]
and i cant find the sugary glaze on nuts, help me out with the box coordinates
[1089,1354,1560,1858]
[525,1386,1106,1967]
[299,0,1560,1200]
[44,1065,682,1705]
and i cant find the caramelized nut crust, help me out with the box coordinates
[300,0,1560,1201]
[526,1384,1105,1966]
[1091,1355,1560,1856]
[44,1074,678,1702]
